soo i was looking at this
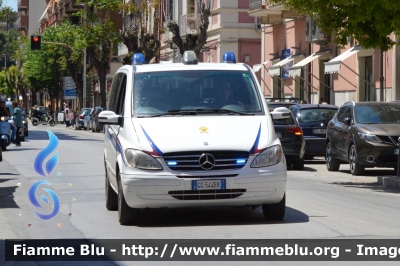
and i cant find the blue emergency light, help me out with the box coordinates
[222,52,236,63]
[132,53,146,65]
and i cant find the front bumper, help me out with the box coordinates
[357,143,399,167]
[117,154,286,209]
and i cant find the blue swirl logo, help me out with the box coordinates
[28,180,60,220]
[29,130,60,220]
[34,130,59,176]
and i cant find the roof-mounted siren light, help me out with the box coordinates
[223,52,236,63]
[183,51,198,65]
[132,53,146,65]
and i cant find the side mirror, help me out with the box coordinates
[270,107,291,120]
[343,117,351,125]
[98,111,120,125]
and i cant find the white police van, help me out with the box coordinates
[99,51,287,225]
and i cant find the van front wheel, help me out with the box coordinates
[118,175,140,225]
[262,194,285,220]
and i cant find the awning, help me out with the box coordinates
[39,6,49,23]
[268,54,305,77]
[288,50,331,77]
[325,45,362,74]
[252,57,280,73]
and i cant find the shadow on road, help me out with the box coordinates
[134,206,309,227]
[0,184,19,209]
[28,129,103,142]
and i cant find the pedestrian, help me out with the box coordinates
[11,101,23,147]
[69,109,75,129]
[64,104,70,127]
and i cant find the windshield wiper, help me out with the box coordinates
[137,110,197,117]
[194,108,255,116]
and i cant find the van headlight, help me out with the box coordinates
[125,149,163,170]
[250,145,282,168]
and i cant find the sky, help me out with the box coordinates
[3,0,17,11]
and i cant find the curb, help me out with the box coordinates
[377,176,400,189]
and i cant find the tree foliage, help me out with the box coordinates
[80,0,161,64]
[275,0,400,51]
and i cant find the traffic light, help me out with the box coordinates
[31,35,41,50]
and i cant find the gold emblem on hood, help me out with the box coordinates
[199,126,208,133]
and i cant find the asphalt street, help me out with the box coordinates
[1,125,400,266]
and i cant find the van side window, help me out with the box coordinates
[116,75,127,115]
[108,73,123,113]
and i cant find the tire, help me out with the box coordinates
[1,144,6,151]
[326,142,340,171]
[118,174,140,225]
[293,158,304,170]
[32,121,38,126]
[49,121,55,127]
[349,144,364,175]
[105,165,118,211]
[262,193,285,220]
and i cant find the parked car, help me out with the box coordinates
[289,104,338,159]
[87,106,105,132]
[271,107,305,170]
[75,108,93,130]
[326,101,400,175]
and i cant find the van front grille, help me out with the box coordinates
[168,189,246,200]
[164,151,249,171]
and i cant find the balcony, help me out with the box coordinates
[18,0,28,11]
[180,14,200,37]
[248,0,303,24]
[65,1,81,14]
[17,15,28,30]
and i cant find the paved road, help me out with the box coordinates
[1,125,399,265]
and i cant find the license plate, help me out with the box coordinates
[313,129,327,134]
[395,149,399,155]
[192,179,226,190]
[277,132,283,138]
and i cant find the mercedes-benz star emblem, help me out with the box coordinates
[199,153,215,170]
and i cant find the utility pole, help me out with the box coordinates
[379,50,384,101]
[83,4,87,108]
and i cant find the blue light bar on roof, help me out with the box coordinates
[222,52,236,63]
[132,53,146,65]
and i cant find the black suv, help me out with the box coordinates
[326,101,400,175]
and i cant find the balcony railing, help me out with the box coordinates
[249,0,265,11]
[180,14,200,36]
[18,0,28,10]
[17,15,28,30]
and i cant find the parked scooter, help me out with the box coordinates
[0,116,12,151]
[31,112,55,127]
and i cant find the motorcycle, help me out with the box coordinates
[31,112,56,127]
[0,116,12,151]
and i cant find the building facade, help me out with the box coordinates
[17,0,46,36]
[248,1,400,106]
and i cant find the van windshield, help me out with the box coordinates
[133,70,263,116]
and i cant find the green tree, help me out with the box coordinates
[76,4,121,108]
[276,0,400,51]
[80,0,162,64]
